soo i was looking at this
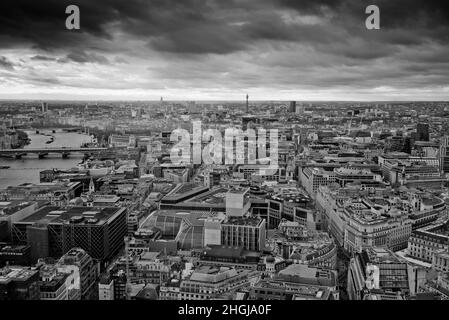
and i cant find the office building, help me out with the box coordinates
[0,243,31,267]
[57,248,98,300]
[0,266,40,300]
[177,265,250,300]
[225,187,250,217]
[39,266,70,300]
[347,247,424,300]
[0,201,38,242]
[417,123,430,141]
[439,136,449,173]
[12,206,127,263]
[221,216,266,251]
[408,221,449,263]
[98,274,114,300]
[0,182,82,205]
[250,264,339,300]
[267,192,314,229]
[289,101,296,113]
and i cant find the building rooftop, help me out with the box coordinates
[365,247,401,264]
[254,279,332,300]
[2,181,80,194]
[201,245,261,260]
[0,201,36,217]
[186,187,228,205]
[187,265,245,284]
[92,195,121,203]
[0,266,38,284]
[58,247,92,265]
[161,183,209,203]
[226,187,249,195]
[269,192,311,204]
[277,264,337,287]
[15,205,125,226]
[224,216,263,227]
[39,274,68,292]
[140,251,161,261]
[0,244,30,254]
[334,167,374,176]
[141,210,225,231]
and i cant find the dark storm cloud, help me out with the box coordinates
[60,50,110,64]
[30,55,57,61]
[277,0,449,27]
[0,0,232,53]
[0,56,15,70]
[0,0,448,99]
[0,0,447,55]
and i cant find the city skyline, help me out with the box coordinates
[2,0,449,306]
[0,0,448,101]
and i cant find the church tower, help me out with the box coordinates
[89,177,95,194]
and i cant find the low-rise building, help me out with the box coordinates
[347,247,425,300]
[249,264,339,300]
[0,266,40,300]
[408,221,449,263]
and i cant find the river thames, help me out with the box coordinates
[0,129,92,189]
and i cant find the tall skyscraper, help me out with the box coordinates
[295,103,304,114]
[417,123,430,141]
[41,102,48,113]
[289,101,296,113]
[246,94,249,113]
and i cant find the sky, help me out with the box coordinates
[0,0,448,101]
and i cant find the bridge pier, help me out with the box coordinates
[62,152,70,159]
[38,152,48,159]
[14,153,25,159]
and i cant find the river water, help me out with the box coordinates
[0,129,92,188]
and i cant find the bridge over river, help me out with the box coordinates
[0,147,108,159]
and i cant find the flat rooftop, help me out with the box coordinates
[39,274,68,292]
[186,188,228,205]
[269,192,311,203]
[202,245,261,260]
[0,244,30,253]
[0,201,35,217]
[278,264,336,284]
[162,183,209,202]
[224,216,263,227]
[140,209,225,230]
[226,187,249,195]
[92,195,121,203]
[255,279,332,300]
[0,267,38,283]
[15,205,125,226]
[334,167,373,175]
[3,181,80,192]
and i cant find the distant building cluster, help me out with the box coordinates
[1,101,449,300]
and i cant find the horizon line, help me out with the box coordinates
[1,99,448,103]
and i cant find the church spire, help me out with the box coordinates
[89,177,95,194]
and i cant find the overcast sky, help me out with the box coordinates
[0,0,448,101]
